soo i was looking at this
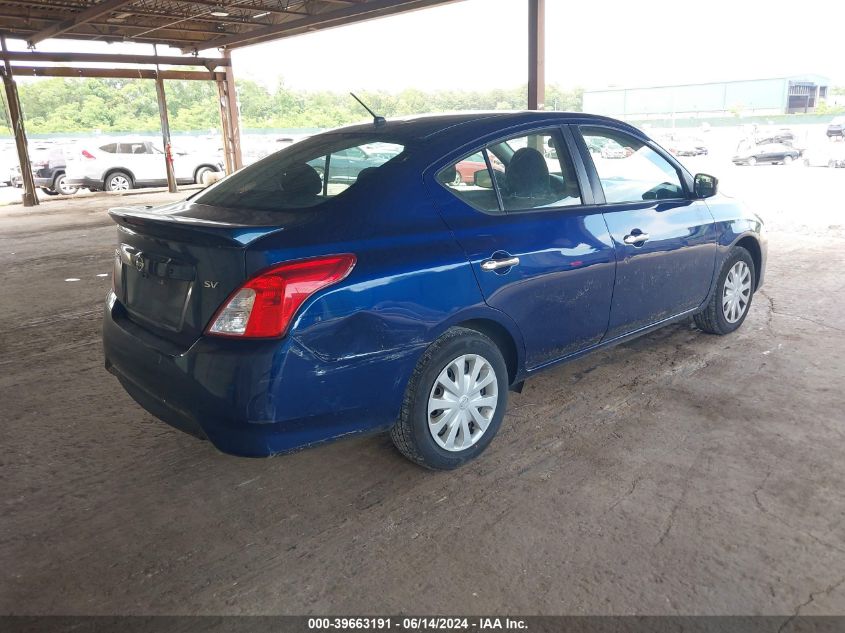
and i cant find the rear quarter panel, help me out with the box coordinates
[240,170,523,435]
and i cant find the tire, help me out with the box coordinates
[829,160,837,169]
[803,158,810,167]
[53,173,77,195]
[195,166,214,185]
[783,155,793,165]
[694,247,756,335]
[390,327,509,470]
[40,187,58,196]
[747,156,757,167]
[105,171,132,192]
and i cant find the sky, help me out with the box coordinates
[5,0,843,92]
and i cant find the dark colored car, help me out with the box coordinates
[103,112,766,469]
[14,145,78,195]
[732,142,801,166]
[827,117,845,138]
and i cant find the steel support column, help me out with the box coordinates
[155,75,177,193]
[153,45,177,193]
[216,49,242,175]
[527,0,545,111]
[1,36,37,207]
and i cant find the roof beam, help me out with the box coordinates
[9,65,225,80]
[185,0,463,51]
[27,0,138,45]
[0,49,229,69]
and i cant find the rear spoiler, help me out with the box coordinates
[108,202,287,247]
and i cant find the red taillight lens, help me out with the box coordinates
[206,254,356,339]
[81,150,96,159]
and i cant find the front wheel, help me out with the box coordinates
[747,156,757,167]
[783,155,793,165]
[694,247,756,335]
[390,327,509,470]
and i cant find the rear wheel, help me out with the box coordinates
[390,327,509,470]
[747,156,757,166]
[783,155,793,165]
[694,247,755,335]
[105,171,132,192]
[195,166,215,185]
[40,187,58,196]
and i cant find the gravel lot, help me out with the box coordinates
[1,161,844,615]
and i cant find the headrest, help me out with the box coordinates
[279,163,322,196]
[506,147,550,197]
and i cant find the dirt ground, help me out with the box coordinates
[1,167,844,616]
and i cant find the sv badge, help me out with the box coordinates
[203,281,219,288]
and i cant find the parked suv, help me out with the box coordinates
[827,117,845,139]
[10,144,78,195]
[66,139,222,192]
[31,144,78,196]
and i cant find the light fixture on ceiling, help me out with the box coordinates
[210,5,230,16]
[253,11,270,18]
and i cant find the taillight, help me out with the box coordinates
[81,150,96,159]
[206,254,356,339]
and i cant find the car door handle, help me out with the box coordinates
[623,231,649,246]
[481,256,520,271]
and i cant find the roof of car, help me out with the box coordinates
[325,111,643,142]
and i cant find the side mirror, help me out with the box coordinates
[694,173,718,199]
[473,169,493,189]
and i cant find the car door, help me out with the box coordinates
[119,142,161,183]
[575,125,717,340]
[428,126,617,369]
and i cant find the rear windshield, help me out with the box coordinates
[194,134,406,211]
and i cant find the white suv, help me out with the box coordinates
[66,139,222,192]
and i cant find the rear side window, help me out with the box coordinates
[99,143,117,153]
[194,135,405,211]
[580,127,685,203]
[436,150,502,214]
[437,128,583,214]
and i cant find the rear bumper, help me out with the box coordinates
[102,293,413,457]
[34,176,54,189]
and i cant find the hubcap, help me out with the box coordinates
[427,354,498,452]
[722,261,752,323]
[110,176,129,191]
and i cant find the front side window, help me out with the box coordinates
[580,127,685,204]
[194,134,405,211]
[119,142,150,155]
[437,129,582,214]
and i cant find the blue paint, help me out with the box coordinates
[103,112,766,457]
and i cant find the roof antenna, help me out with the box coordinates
[350,92,386,127]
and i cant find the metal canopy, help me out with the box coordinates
[0,0,463,52]
[0,0,545,208]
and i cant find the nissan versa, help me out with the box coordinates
[103,112,766,469]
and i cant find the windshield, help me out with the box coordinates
[194,133,406,211]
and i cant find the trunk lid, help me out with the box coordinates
[110,200,303,348]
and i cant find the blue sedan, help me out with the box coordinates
[103,112,766,469]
